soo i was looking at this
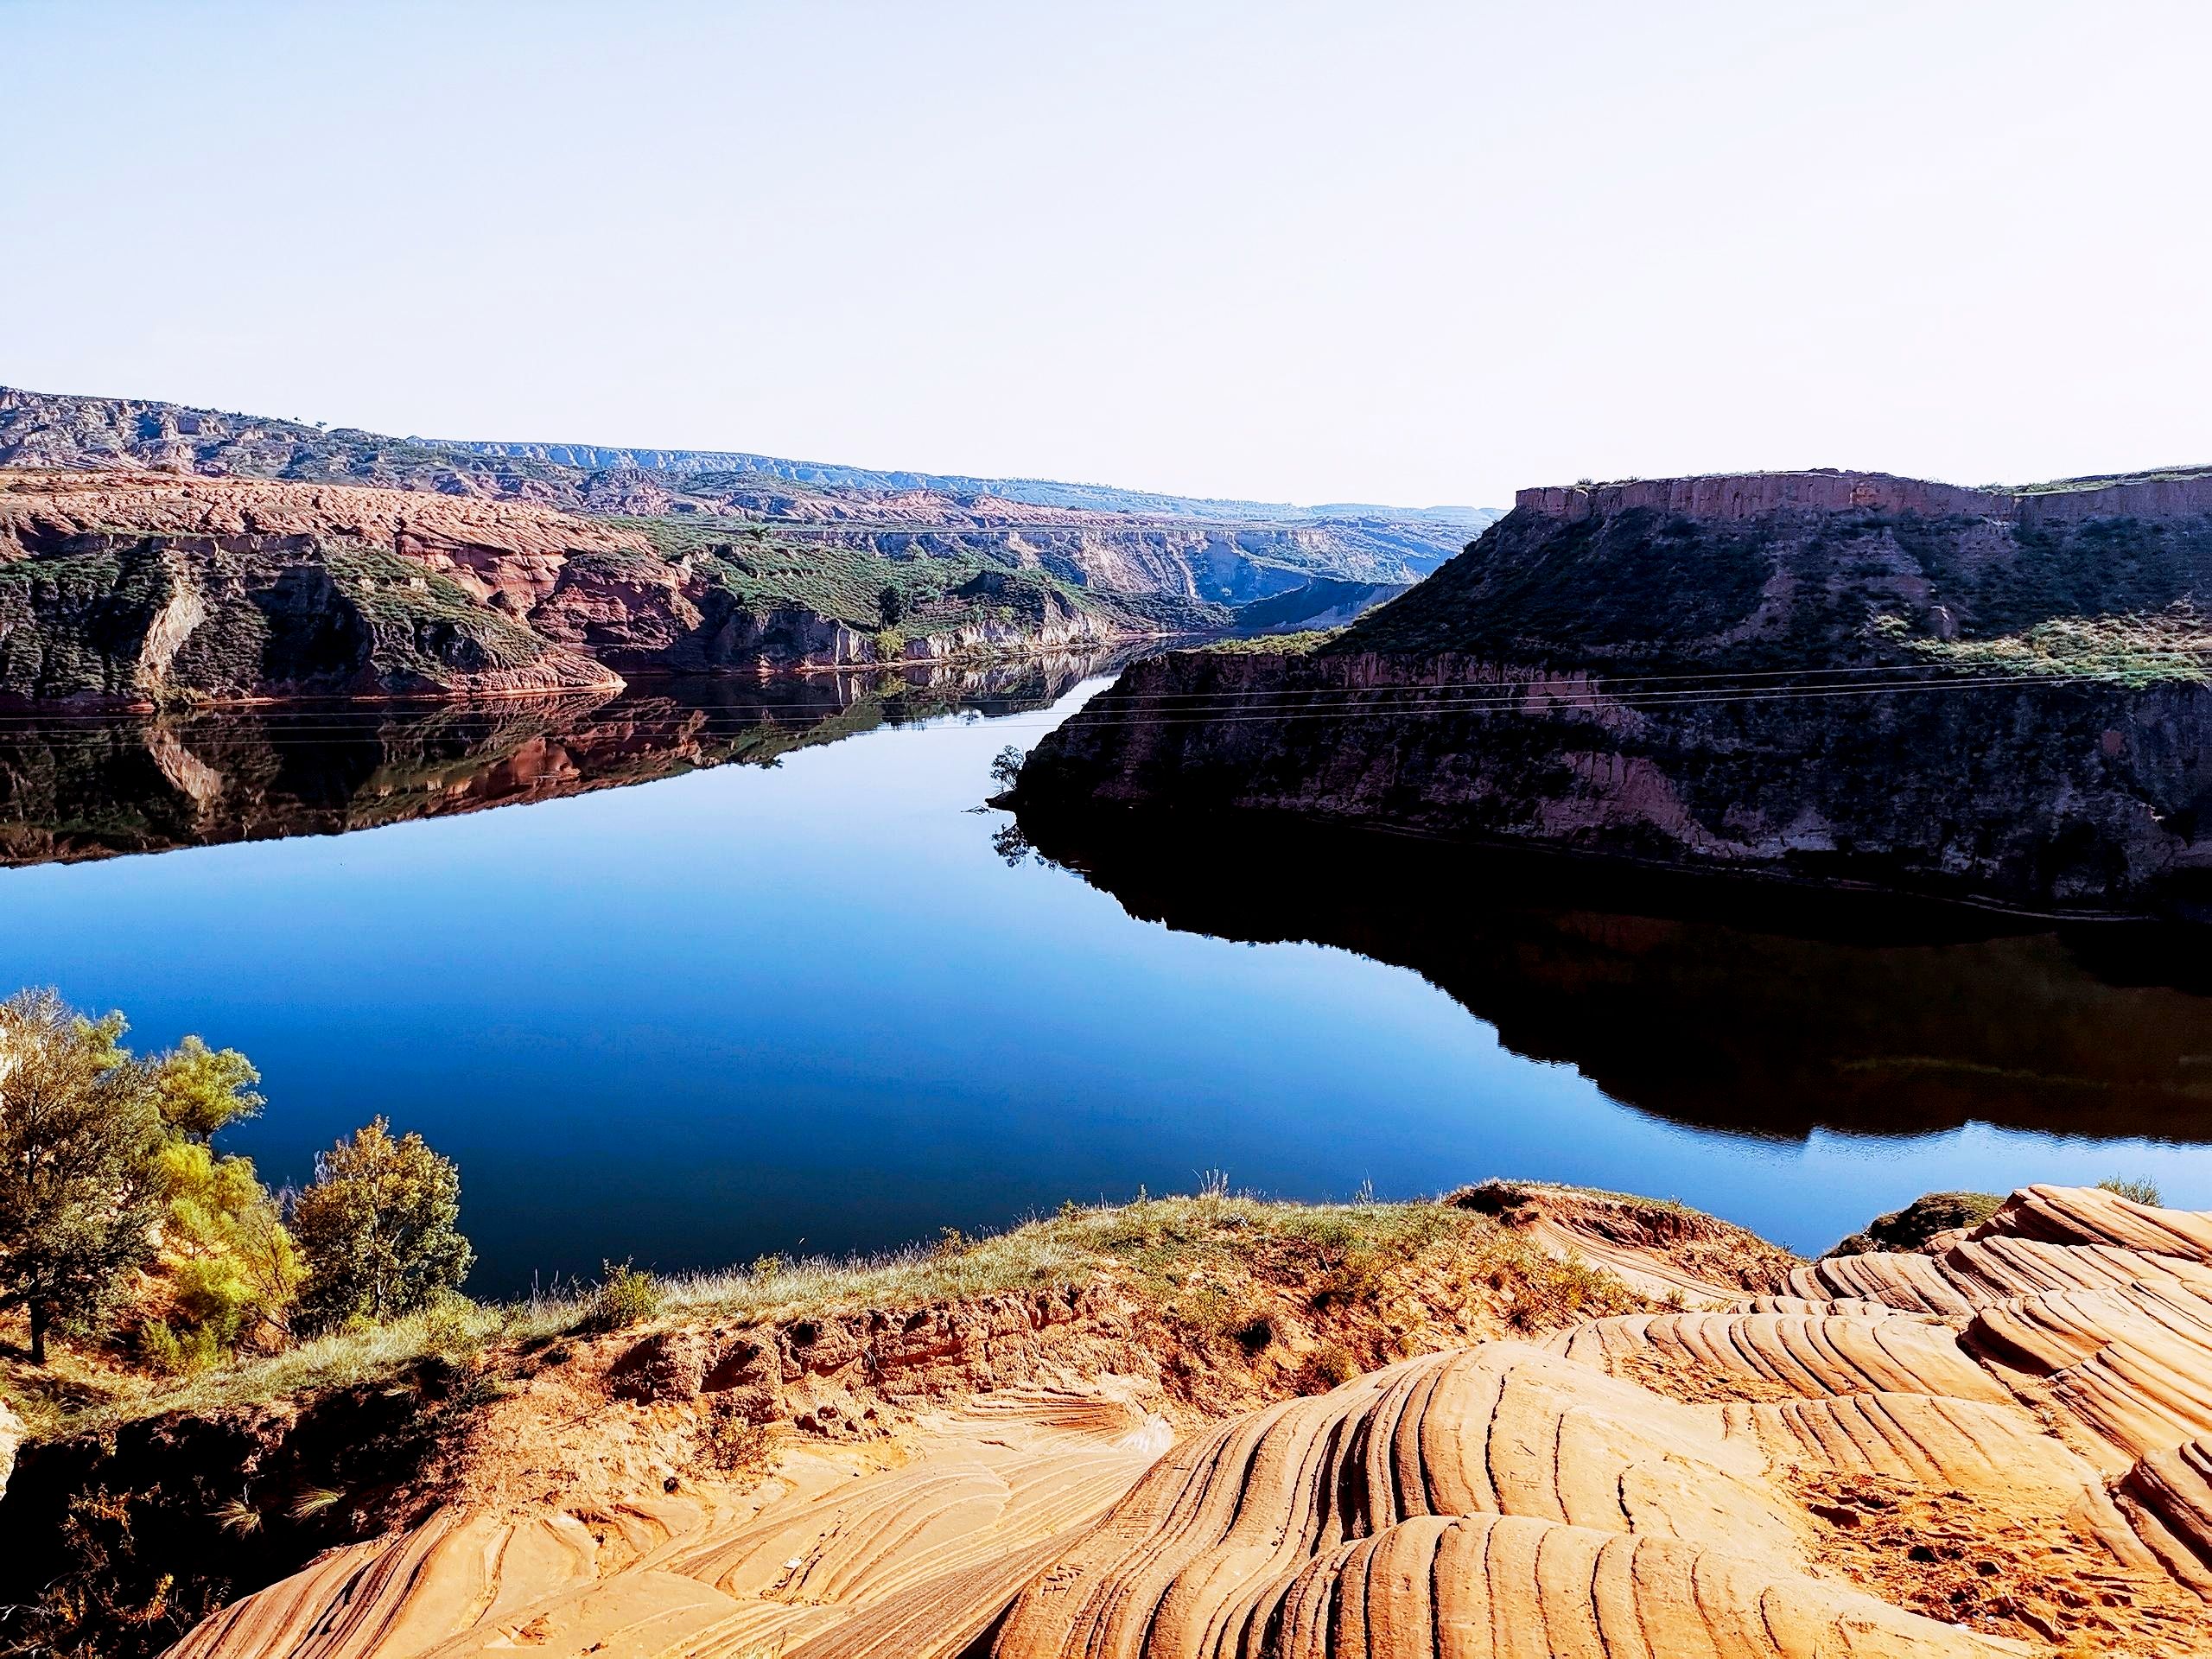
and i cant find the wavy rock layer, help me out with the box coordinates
[165,1393,1170,1659]
[995,1184,2212,1657]
[166,1186,2212,1656]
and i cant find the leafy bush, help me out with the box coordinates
[149,1036,265,1140]
[0,990,166,1364]
[289,1118,473,1334]
[584,1260,662,1332]
[154,1136,300,1353]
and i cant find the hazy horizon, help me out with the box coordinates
[9,0,2209,507]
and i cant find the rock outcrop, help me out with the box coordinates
[0,385,1490,623]
[126,1185,2212,1656]
[0,472,629,704]
[0,472,1145,705]
[1018,466,2212,916]
[995,1183,2212,1656]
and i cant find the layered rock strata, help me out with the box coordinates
[1020,467,2212,915]
[0,472,1133,705]
[151,1185,2212,1656]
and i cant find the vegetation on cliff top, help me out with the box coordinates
[7,1167,1651,1441]
[628,515,1189,639]
[1332,498,2212,683]
[1198,627,1341,655]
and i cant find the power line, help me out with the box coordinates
[0,664,2186,748]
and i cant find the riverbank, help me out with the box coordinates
[10,1179,2212,1656]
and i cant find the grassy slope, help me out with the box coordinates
[1334,503,2212,685]
[5,1191,1649,1442]
[628,517,1205,638]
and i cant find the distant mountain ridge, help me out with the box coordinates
[0,386,1495,626]
[0,385,1495,536]
[440,434,1491,531]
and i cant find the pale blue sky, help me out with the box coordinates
[7,1,2207,505]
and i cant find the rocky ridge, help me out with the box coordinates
[1018,466,2212,915]
[45,1182,2212,1657]
[0,471,1137,705]
[0,386,1491,620]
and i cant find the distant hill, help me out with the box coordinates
[442,433,1494,532]
[0,386,1498,624]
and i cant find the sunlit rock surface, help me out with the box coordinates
[156,1185,2212,1656]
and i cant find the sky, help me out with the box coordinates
[6,1,2209,508]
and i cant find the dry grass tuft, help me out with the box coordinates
[18,1188,1648,1441]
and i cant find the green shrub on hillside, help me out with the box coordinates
[0,991,167,1364]
[584,1260,663,1331]
[2099,1175,2163,1205]
[289,1118,474,1334]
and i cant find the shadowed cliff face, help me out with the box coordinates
[1019,467,2212,916]
[1015,807,2212,1143]
[1019,649,2212,916]
[0,650,1133,868]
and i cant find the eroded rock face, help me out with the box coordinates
[141,1185,2212,1658]
[1516,465,2212,529]
[0,472,1147,703]
[1019,464,2212,915]
[0,473,638,704]
[1020,646,2212,914]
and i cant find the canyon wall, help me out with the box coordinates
[0,385,1487,613]
[1019,467,2212,916]
[0,472,1144,706]
[1517,467,2212,529]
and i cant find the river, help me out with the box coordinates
[2,656,2207,1288]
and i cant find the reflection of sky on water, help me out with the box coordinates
[0,674,2206,1288]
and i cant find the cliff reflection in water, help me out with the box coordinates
[1018,808,2212,1144]
[0,650,1138,868]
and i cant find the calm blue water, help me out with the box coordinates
[3,672,2209,1287]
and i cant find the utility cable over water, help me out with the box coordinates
[0,660,2191,746]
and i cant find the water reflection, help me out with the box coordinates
[0,650,1142,868]
[1017,807,2212,1144]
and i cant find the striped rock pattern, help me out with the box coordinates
[166,1394,1169,1659]
[994,1185,2212,1656]
[167,1187,2212,1656]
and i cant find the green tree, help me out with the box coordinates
[149,1136,301,1358]
[0,989,164,1364]
[150,1034,265,1141]
[289,1117,473,1331]
[878,581,906,627]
